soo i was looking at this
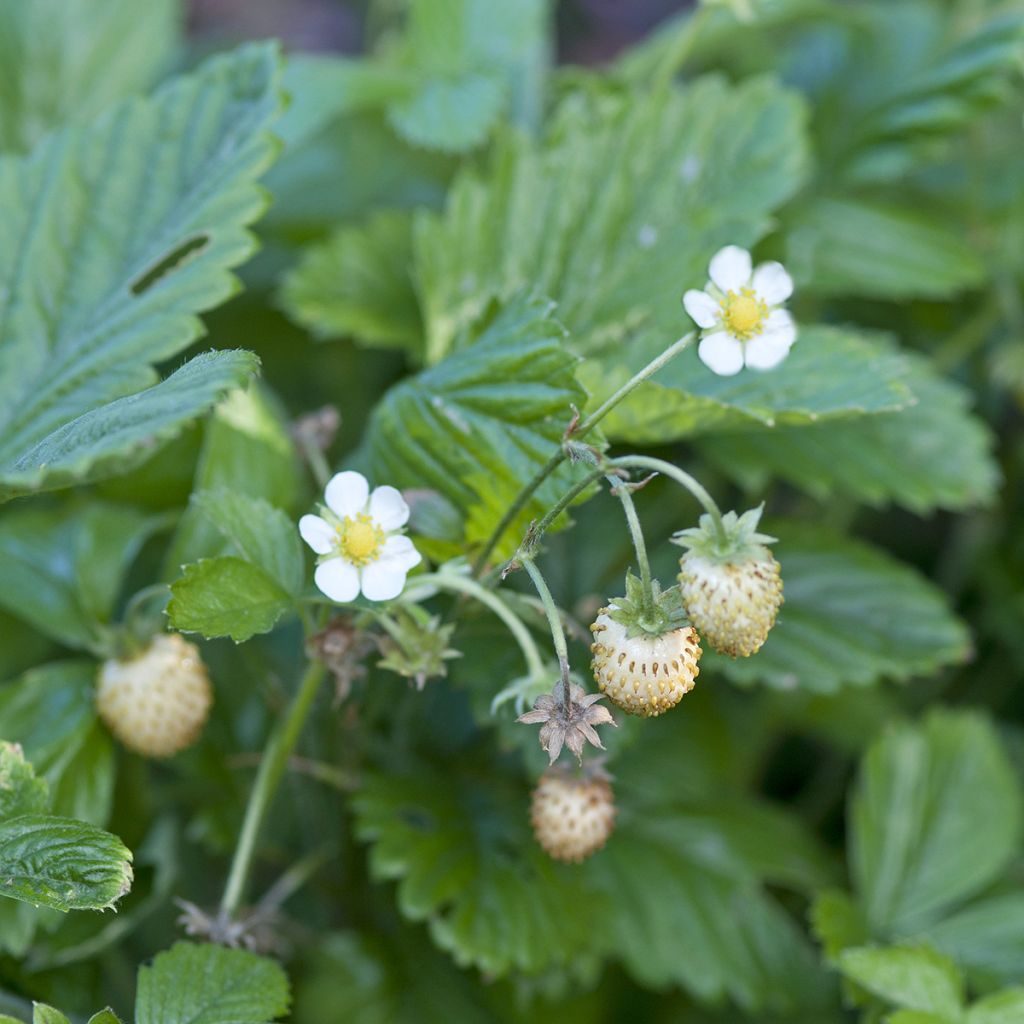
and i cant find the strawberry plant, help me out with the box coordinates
[1,0,1022,1021]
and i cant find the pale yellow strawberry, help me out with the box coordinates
[97,633,212,758]
[590,611,701,717]
[531,769,615,863]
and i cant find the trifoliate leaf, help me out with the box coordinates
[838,945,964,1018]
[414,75,809,362]
[589,325,912,443]
[280,209,423,353]
[192,490,304,596]
[167,557,293,643]
[0,742,48,820]
[699,348,999,513]
[135,942,290,1024]
[786,197,985,299]
[353,765,597,976]
[0,0,180,152]
[0,814,132,911]
[364,293,591,559]
[0,662,114,826]
[0,43,283,501]
[850,711,1021,937]
[0,502,165,653]
[707,525,970,692]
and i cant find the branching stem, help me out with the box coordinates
[520,557,572,710]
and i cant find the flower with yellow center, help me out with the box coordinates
[683,245,797,376]
[299,471,422,602]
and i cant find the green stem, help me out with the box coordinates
[520,558,572,709]
[610,454,728,547]
[412,572,545,677]
[471,332,696,575]
[608,475,654,615]
[220,659,327,919]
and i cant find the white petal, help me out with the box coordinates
[382,534,422,571]
[682,289,720,329]
[752,261,794,305]
[708,246,752,293]
[369,485,410,531]
[324,471,369,519]
[744,311,797,370]
[698,331,745,376]
[314,558,360,602]
[298,514,336,555]
[361,559,409,602]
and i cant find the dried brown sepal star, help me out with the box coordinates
[517,681,616,764]
[306,618,374,703]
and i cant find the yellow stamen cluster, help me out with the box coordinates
[721,287,768,340]
[337,513,385,566]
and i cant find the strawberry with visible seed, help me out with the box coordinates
[531,767,615,863]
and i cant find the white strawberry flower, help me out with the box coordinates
[299,471,422,603]
[683,245,797,376]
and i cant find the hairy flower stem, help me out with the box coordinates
[220,658,327,919]
[409,572,545,678]
[472,332,696,576]
[608,474,655,616]
[609,454,729,548]
[521,557,572,710]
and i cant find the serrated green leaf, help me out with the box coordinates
[968,989,1024,1024]
[414,75,809,362]
[0,662,114,825]
[0,502,163,651]
[0,742,48,820]
[0,814,131,911]
[838,946,963,1017]
[353,766,596,976]
[192,491,303,596]
[851,711,1021,937]
[699,348,999,513]
[785,197,985,299]
[165,385,302,574]
[0,43,282,500]
[135,941,290,1024]
[0,0,180,153]
[364,293,591,557]
[707,525,970,692]
[590,325,913,443]
[167,557,292,643]
[280,209,422,352]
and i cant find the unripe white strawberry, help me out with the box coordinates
[590,611,701,717]
[530,769,615,863]
[97,633,212,758]
[675,506,783,658]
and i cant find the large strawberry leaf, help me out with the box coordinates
[414,75,810,363]
[0,43,283,502]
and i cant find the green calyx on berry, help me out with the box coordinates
[671,504,777,562]
[604,571,691,639]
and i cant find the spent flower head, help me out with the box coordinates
[300,471,422,603]
[517,680,616,764]
[683,245,796,376]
